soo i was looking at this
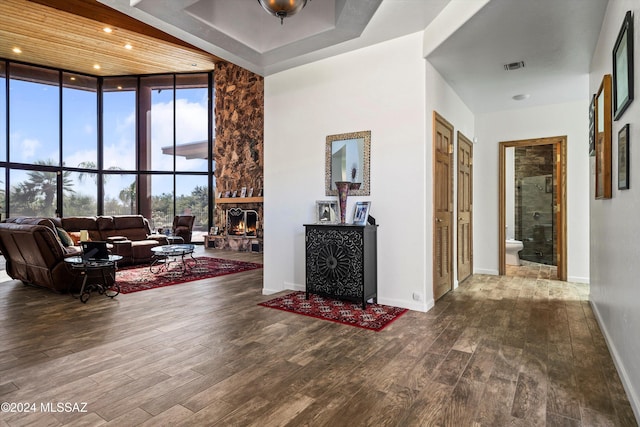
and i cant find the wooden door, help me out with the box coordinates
[457,132,473,283]
[433,112,453,300]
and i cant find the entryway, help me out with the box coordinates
[499,136,567,281]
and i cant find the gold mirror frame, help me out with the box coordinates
[325,130,371,196]
[595,74,612,199]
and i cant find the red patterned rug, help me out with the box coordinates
[116,257,262,294]
[259,291,408,332]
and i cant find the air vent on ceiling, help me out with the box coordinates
[504,61,525,71]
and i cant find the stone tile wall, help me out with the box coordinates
[514,145,556,265]
[214,62,264,196]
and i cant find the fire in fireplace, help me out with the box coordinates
[227,208,258,237]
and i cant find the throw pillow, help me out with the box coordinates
[67,231,82,246]
[56,227,74,247]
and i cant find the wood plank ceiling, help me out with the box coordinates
[0,0,220,76]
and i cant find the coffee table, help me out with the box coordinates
[150,244,198,276]
[64,255,123,303]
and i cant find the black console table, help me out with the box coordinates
[304,223,378,309]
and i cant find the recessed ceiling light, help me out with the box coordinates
[512,94,530,101]
[124,43,132,50]
[93,64,101,70]
[191,63,197,67]
[12,47,22,54]
[117,86,123,90]
[103,27,113,33]
[70,77,76,81]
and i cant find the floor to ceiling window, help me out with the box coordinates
[63,72,98,216]
[0,59,214,240]
[8,64,60,217]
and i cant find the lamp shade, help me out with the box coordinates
[258,0,308,24]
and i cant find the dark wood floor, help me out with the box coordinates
[0,249,636,426]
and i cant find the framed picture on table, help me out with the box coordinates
[352,201,371,226]
[316,200,338,223]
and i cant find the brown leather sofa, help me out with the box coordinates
[0,218,81,292]
[0,215,169,293]
[55,215,169,265]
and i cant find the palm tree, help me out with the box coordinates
[118,181,136,213]
[23,160,74,214]
[77,161,122,184]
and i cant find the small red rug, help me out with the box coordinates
[259,291,408,332]
[116,257,262,294]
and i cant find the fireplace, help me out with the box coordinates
[227,208,258,237]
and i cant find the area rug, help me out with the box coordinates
[116,257,262,294]
[258,291,408,332]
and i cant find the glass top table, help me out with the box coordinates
[150,244,198,276]
[64,255,123,303]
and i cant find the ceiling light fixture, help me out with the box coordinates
[103,27,113,33]
[512,94,530,101]
[12,47,22,54]
[93,64,101,70]
[124,43,132,50]
[258,0,308,25]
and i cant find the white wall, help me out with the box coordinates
[474,100,590,282]
[264,32,430,311]
[589,0,640,418]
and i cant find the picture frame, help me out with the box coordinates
[316,200,338,223]
[224,190,231,198]
[595,74,612,199]
[589,94,596,156]
[352,201,371,226]
[231,190,238,198]
[618,123,630,190]
[613,11,634,121]
[247,187,254,198]
[240,186,247,197]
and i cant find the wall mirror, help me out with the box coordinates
[325,130,371,196]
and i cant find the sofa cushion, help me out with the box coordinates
[60,216,101,241]
[112,216,148,241]
[56,227,74,247]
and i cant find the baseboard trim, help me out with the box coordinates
[474,268,499,275]
[590,301,640,422]
[567,275,589,284]
[377,296,433,313]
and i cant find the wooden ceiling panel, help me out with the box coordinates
[0,0,219,76]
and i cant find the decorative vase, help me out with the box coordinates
[335,181,351,224]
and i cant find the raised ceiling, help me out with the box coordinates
[0,0,218,76]
[98,0,452,76]
[1,0,609,113]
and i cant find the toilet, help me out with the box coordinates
[505,239,524,266]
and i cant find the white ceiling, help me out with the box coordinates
[98,0,609,114]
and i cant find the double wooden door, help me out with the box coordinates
[433,114,474,301]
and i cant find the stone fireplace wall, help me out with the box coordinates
[214,62,264,196]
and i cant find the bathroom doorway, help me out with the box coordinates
[499,136,567,281]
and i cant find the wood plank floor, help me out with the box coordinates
[0,248,636,426]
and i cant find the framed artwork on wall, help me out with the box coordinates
[595,74,612,199]
[589,94,596,156]
[618,124,630,190]
[613,10,634,121]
